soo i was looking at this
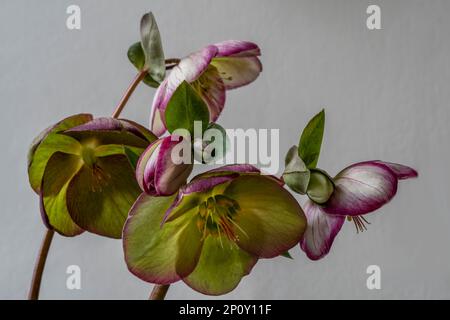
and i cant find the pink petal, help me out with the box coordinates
[212,41,262,90]
[300,200,345,260]
[214,40,261,58]
[149,46,219,136]
[373,161,418,180]
[323,161,399,216]
[149,79,169,137]
[154,136,193,196]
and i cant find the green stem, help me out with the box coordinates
[149,284,170,300]
[28,229,54,300]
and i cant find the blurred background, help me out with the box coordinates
[1,0,449,299]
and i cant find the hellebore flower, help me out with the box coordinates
[123,165,306,295]
[136,135,193,196]
[28,114,156,238]
[300,161,418,260]
[150,40,262,136]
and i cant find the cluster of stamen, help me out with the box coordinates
[197,195,246,247]
[347,216,371,233]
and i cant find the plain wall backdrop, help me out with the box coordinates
[1,0,449,299]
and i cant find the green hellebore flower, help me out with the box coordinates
[28,114,156,238]
[123,164,306,295]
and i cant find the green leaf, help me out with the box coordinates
[196,123,230,164]
[140,12,165,82]
[298,109,325,168]
[127,42,160,88]
[283,145,310,194]
[165,81,210,136]
[281,251,293,259]
[307,169,334,204]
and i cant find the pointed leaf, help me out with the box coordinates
[127,42,160,88]
[165,81,210,135]
[299,109,325,168]
[140,12,165,82]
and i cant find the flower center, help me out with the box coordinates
[347,216,371,233]
[196,195,246,246]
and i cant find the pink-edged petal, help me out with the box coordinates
[300,200,345,261]
[191,65,226,122]
[323,161,398,216]
[373,161,418,180]
[153,136,193,196]
[211,56,262,90]
[150,46,219,135]
[150,79,169,137]
[214,40,261,58]
[136,139,162,194]
[123,194,203,285]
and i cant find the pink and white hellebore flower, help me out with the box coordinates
[150,40,262,136]
[136,135,193,196]
[300,161,418,260]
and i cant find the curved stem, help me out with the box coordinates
[28,229,54,300]
[111,70,148,119]
[149,284,170,300]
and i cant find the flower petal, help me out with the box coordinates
[136,139,162,193]
[214,40,261,58]
[66,155,142,238]
[373,161,418,180]
[150,79,169,137]
[223,175,306,258]
[211,56,262,90]
[154,136,193,196]
[191,65,226,122]
[323,161,398,216]
[300,200,345,260]
[40,152,84,236]
[183,235,258,295]
[123,194,203,284]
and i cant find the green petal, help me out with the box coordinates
[27,113,92,166]
[41,152,84,236]
[66,155,141,238]
[123,194,203,284]
[93,144,144,158]
[63,130,149,149]
[28,133,82,193]
[306,169,334,204]
[283,145,310,194]
[184,235,257,295]
[223,175,306,258]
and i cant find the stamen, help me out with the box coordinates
[350,216,370,233]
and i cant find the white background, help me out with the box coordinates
[1,0,448,299]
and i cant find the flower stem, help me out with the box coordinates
[149,284,170,300]
[111,70,148,119]
[28,229,54,300]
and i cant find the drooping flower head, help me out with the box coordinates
[150,41,262,136]
[123,165,306,295]
[282,110,418,260]
[28,114,156,238]
[300,161,418,260]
